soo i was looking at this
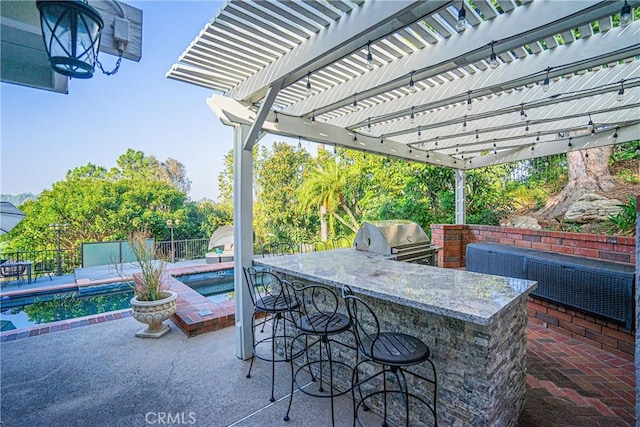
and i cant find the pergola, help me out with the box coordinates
[167,0,639,358]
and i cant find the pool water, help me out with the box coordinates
[0,269,235,331]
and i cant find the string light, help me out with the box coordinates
[489,41,499,69]
[298,137,302,149]
[466,91,472,111]
[410,107,415,124]
[520,103,527,121]
[409,71,417,93]
[311,111,316,125]
[475,129,479,139]
[305,72,311,95]
[274,112,279,129]
[542,68,551,92]
[588,113,595,134]
[620,0,632,26]
[367,118,371,130]
[536,132,540,141]
[366,42,374,69]
[613,128,619,139]
[462,115,467,129]
[617,80,625,102]
[455,2,466,31]
[525,121,530,132]
[417,126,422,138]
[351,94,358,111]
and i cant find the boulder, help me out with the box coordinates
[501,216,542,229]
[564,193,622,223]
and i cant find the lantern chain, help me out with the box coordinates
[95,50,123,76]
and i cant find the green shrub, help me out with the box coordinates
[606,197,637,236]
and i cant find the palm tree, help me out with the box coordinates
[298,158,359,241]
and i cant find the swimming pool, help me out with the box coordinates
[0,269,235,331]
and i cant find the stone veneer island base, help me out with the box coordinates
[256,248,537,426]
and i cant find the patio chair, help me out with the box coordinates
[284,283,356,426]
[34,259,55,282]
[243,267,300,402]
[342,285,438,426]
[0,264,27,287]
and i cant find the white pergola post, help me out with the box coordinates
[233,124,255,360]
[454,168,466,225]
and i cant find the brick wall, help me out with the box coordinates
[431,224,636,360]
[528,296,633,361]
[431,224,636,268]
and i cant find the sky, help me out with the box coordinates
[1,1,290,202]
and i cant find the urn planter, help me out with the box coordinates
[130,290,178,338]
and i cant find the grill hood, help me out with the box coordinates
[354,220,431,256]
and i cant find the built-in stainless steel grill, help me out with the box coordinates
[354,220,440,265]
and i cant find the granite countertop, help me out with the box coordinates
[255,248,537,326]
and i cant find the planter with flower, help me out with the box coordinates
[119,230,177,338]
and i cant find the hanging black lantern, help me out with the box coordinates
[36,0,104,79]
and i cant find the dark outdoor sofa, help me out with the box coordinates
[466,242,636,329]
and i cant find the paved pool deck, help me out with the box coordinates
[0,315,635,426]
[0,261,636,426]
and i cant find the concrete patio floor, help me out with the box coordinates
[0,312,635,427]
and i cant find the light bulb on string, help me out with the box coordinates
[489,41,499,69]
[366,42,374,69]
[617,81,625,102]
[620,1,632,26]
[409,71,417,93]
[455,3,466,31]
[542,68,551,92]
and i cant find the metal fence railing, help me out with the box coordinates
[155,239,209,263]
[0,238,211,275]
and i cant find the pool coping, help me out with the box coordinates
[0,262,236,341]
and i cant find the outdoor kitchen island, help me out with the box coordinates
[255,248,537,427]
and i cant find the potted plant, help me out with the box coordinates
[117,230,177,338]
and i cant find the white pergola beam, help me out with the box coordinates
[466,124,640,169]
[285,1,631,119]
[226,1,449,103]
[243,81,284,150]
[325,25,640,130]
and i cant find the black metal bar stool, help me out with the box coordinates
[284,283,356,426]
[243,267,300,402]
[342,285,438,427]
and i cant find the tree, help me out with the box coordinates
[298,152,360,240]
[256,142,315,244]
[537,146,615,220]
[113,149,191,196]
